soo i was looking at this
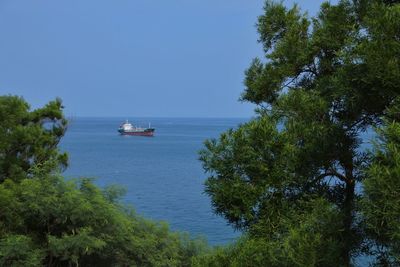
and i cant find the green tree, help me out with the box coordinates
[0,96,208,266]
[0,95,68,182]
[362,110,400,265]
[200,0,400,265]
[0,169,206,266]
[194,199,342,267]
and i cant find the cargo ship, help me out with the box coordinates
[118,120,155,136]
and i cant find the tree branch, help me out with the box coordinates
[315,169,348,183]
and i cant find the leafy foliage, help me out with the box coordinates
[0,97,207,266]
[0,170,206,266]
[194,199,342,267]
[200,0,400,265]
[362,119,400,265]
[0,235,44,267]
[0,96,68,182]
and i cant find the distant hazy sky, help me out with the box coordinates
[0,0,335,117]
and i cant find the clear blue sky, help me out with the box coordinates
[0,0,334,118]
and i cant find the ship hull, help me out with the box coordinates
[118,128,155,137]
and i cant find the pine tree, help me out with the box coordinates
[200,1,400,265]
[0,96,68,182]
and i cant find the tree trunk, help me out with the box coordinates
[342,176,355,267]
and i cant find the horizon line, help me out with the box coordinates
[65,115,254,119]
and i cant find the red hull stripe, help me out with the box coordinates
[120,132,154,136]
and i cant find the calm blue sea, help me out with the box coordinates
[59,117,375,264]
[60,117,248,245]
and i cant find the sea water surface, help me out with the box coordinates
[60,117,248,245]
